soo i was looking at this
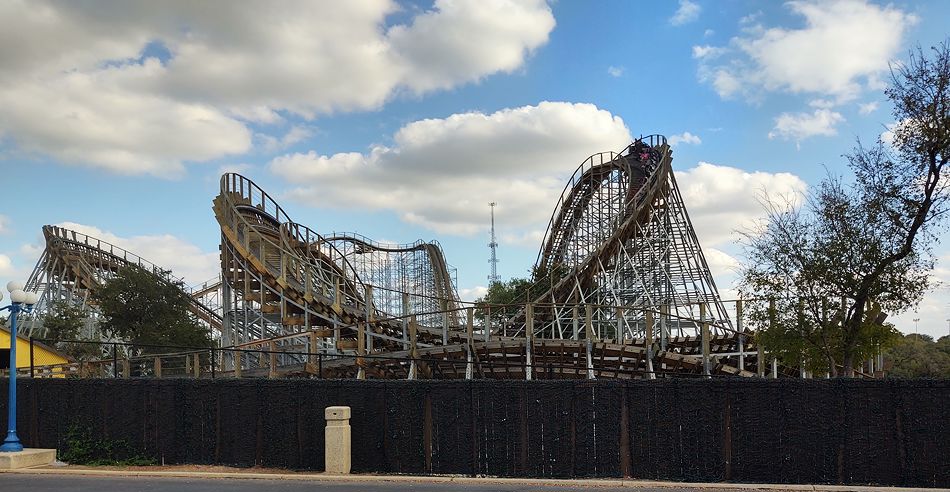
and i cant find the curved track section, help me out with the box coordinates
[526,135,732,340]
[213,174,460,355]
[22,225,222,337]
[319,233,461,328]
[231,136,763,379]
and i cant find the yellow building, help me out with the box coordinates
[0,326,69,370]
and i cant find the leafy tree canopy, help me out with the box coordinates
[93,265,212,354]
[739,42,950,376]
[885,334,950,378]
[41,301,101,361]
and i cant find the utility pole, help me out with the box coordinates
[488,202,500,286]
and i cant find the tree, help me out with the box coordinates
[94,265,212,354]
[885,334,950,378]
[739,42,950,376]
[475,276,537,330]
[40,301,101,361]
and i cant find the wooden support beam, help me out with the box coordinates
[365,285,374,354]
[466,307,474,346]
[700,303,710,377]
[736,299,745,371]
[234,350,242,378]
[402,292,411,349]
[309,331,319,367]
[526,303,534,381]
[585,304,594,341]
[269,341,277,378]
[194,353,201,378]
[616,306,624,342]
[408,315,419,380]
[441,298,449,345]
[572,305,579,341]
[153,357,162,379]
[645,308,655,379]
[660,304,669,351]
[357,322,366,380]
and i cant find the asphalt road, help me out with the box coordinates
[0,474,721,492]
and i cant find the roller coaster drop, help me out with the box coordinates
[24,134,767,378]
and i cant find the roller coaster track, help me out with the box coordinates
[214,136,761,379]
[213,173,464,354]
[24,135,771,379]
[22,225,222,337]
[318,233,461,328]
[520,135,732,341]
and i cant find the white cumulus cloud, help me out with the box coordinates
[768,109,845,143]
[270,102,633,237]
[670,0,702,26]
[0,0,556,176]
[668,132,702,146]
[696,0,916,102]
[677,162,808,247]
[858,101,879,115]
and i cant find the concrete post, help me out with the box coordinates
[324,406,351,474]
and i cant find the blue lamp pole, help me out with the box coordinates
[1,281,38,453]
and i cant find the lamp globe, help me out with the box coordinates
[10,289,27,304]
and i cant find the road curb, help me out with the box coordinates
[1,467,946,491]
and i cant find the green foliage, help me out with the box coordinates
[885,334,950,378]
[887,334,950,377]
[59,422,156,466]
[41,301,101,361]
[738,42,950,376]
[479,277,536,306]
[477,265,571,308]
[94,265,212,353]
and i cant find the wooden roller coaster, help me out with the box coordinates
[25,134,778,379]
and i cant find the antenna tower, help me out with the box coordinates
[488,202,500,285]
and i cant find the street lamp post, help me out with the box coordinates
[1,281,39,453]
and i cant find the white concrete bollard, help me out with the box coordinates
[325,406,351,474]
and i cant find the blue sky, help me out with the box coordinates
[1,0,949,338]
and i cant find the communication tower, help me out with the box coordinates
[488,202,500,285]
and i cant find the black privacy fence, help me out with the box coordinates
[0,378,947,486]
